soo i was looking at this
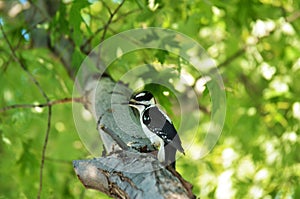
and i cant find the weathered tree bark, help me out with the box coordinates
[73,152,193,199]
[73,76,195,198]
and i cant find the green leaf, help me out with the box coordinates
[17,140,39,176]
[69,0,90,46]
[155,50,169,64]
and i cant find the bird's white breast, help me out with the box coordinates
[140,120,162,146]
[141,121,165,162]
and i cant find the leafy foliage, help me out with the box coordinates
[1,0,300,198]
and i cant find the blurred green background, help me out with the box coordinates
[1,0,300,198]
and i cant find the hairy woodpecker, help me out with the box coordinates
[128,91,185,168]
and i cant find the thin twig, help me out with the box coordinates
[217,47,246,68]
[111,8,140,23]
[80,7,140,51]
[99,125,129,150]
[37,106,51,199]
[94,0,126,70]
[0,97,84,113]
[101,0,112,15]
[80,0,126,54]
[100,0,125,43]
[80,27,105,51]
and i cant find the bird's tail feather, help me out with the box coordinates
[164,144,177,169]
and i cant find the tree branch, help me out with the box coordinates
[100,0,125,43]
[217,47,246,68]
[37,106,52,199]
[99,125,130,151]
[101,0,113,15]
[80,7,140,52]
[73,151,195,199]
[0,97,84,113]
[80,0,126,52]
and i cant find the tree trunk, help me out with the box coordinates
[73,76,195,198]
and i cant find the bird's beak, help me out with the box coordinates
[119,99,137,106]
[120,99,146,108]
[128,99,146,107]
[128,99,137,106]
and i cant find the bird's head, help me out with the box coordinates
[128,91,156,113]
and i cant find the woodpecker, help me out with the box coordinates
[128,91,185,168]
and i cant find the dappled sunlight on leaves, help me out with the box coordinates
[1,0,300,198]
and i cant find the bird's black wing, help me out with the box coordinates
[142,106,185,154]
